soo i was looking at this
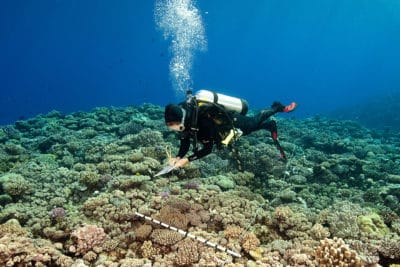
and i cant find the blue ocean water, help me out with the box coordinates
[1,0,399,125]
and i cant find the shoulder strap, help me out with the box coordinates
[179,97,200,153]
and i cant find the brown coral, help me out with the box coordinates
[241,233,260,253]
[378,236,400,263]
[224,225,244,239]
[186,210,202,227]
[135,224,153,241]
[150,229,183,246]
[166,197,192,212]
[156,205,188,230]
[314,237,364,267]
[173,238,200,266]
[270,205,312,240]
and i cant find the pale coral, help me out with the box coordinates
[71,224,107,255]
[0,234,69,267]
[309,223,330,240]
[82,251,97,262]
[0,221,27,237]
[140,240,158,259]
[314,237,364,267]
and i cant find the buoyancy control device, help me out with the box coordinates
[184,90,245,148]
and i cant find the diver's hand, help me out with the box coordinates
[168,157,180,166]
[174,158,189,168]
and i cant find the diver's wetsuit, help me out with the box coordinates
[176,107,279,161]
[231,109,278,135]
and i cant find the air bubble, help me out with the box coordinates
[155,0,207,96]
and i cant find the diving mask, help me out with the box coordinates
[167,108,186,132]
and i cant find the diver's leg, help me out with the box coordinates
[259,120,277,137]
[257,101,297,123]
[231,114,258,135]
[260,120,286,159]
[257,102,284,123]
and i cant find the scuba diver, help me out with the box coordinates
[163,90,297,171]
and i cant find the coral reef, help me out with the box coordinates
[0,104,399,266]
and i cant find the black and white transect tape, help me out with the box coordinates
[134,211,242,258]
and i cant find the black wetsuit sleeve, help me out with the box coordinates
[186,117,215,161]
[187,141,213,161]
[177,136,191,158]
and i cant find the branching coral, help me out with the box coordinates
[309,223,330,240]
[0,221,27,237]
[0,234,71,267]
[173,239,200,266]
[378,236,400,264]
[224,225,244,239]
[314,237,364,267]
[269,205,312,240]
[323,201,365,239]
[70,224,107,255]
[240,233,260,253]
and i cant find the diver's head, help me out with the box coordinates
[165,104,186,132]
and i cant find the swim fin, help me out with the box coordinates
[283,102,297,113]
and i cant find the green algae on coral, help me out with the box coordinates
[358,212,390,237]
[0,173,32,197]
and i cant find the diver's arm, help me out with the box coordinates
[186,117,215,161]
[187,141,213,161]
[177,136,191,158]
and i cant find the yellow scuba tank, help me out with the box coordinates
[195,90,248,115]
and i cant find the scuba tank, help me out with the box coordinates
[185,89,247,148]
[195,90,248,115]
